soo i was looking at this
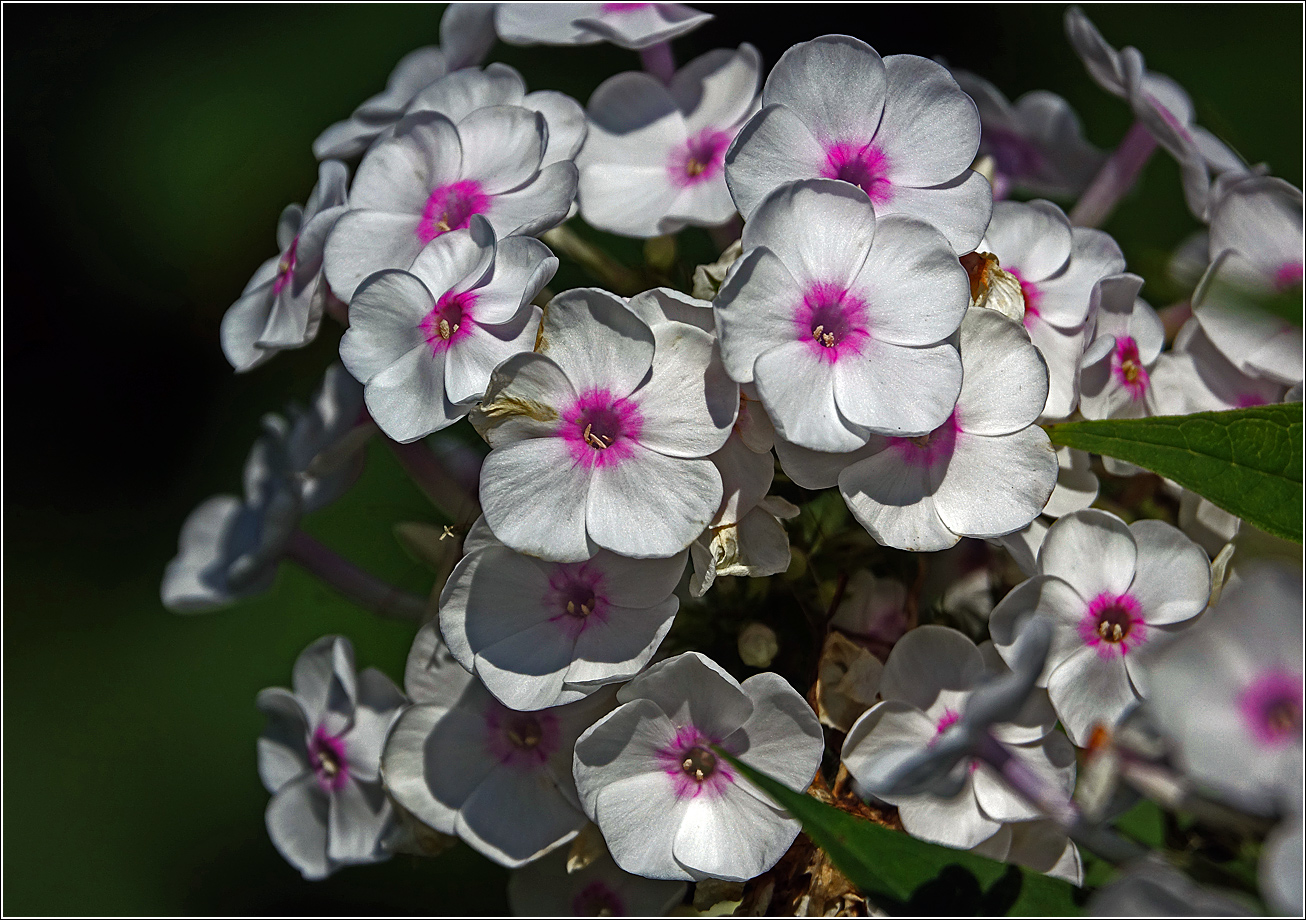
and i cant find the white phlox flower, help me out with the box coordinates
[989,509,1212,746]
[257,635,407,880]
[970,198,1126,419]
[1148,318,1291,416]
[162,364,373,612]
[439,516,686,711]
[993,447,1100,576]
[221,160,349,372]
[841,626,1076,851]
[577,44,761,237]
[1134,564,1303,815]
[494,3,712,50]
[724,35,992,252]
[1079,272,1166,422]
[829,570,910,661]
[775,307,1057,553]
[1192,176,1304,387]
[323,106,578,301]
[948,68,1105,201]
[715,178,969,453]
[340,216,554,443]
[572,652,824,882]
[470,287,736,562]
[1065,6,1251,219]
[383,630,615,867]
[507,838,688,916]
[970,819,1083,885]
[313,3,498,159]
[162,417,301,613]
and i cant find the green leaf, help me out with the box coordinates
[1043,405,1303,543]
[717,751,1083,915]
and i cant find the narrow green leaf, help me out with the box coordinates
[717,751,1083,915]
[1043,405,1303,543]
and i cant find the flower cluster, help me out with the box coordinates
[165,4,1302,916]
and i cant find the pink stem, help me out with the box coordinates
[385,437,480,524]
[285,530,427,621]
[640,41,676,83]
[1070,120,1159,228]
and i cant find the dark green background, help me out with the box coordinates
[4,4,1300,914]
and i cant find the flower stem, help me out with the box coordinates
[285,530,427,621]
[974,731,1147,864]
[640,41,676,83]
[384,437,479,524]
[541,225,644,295]
[1069,120,1158,228]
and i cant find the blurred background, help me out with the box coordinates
[4,4,1300,914]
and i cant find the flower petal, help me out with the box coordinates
[265,773,331,880]
[833,338,962,437]
[1127,519,1210,626]
[985,199,1074,284]
[457,105,547,195]
[755,339,870,453]
[673,44,762,136]
[955,308,1050,435]
[457,762,585,867]
[481,437,596,562]
[1046,644,1137,745]
[587,446,721,559]
[1038,509,1137,600]
[874,54,980,187]
[872,169,992,254]
[933,428,1058,539]
[714,247,807,384]
[850,215,969,347]
[538,288,655,397]
[324,210,427,303]
[741,178,876,291]
[762,35,887,144]
[839,448,958,552]
[672,788,798,882]
[633,323,737,458]
[724,103,827,219]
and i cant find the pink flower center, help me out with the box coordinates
[657,725,735,800]
[1008,268,1043,329]
[419,290,477,353]
[544,562,608,639]
[572,881,628,915]
[1239,670,1303,747]
[309,725,349,793]
[795,282,871,362]
[562,389,643,469]
[274,237,299,296]
[1274,260,1304,291]
[1111,336,1150,400]
[418,179,490,243]
[888,410,962,469]
[822,141,892,205]
[1078,593,1147,658]
[1236,393,1270,408]
[485,704,561,769]
[669,128,732,187]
